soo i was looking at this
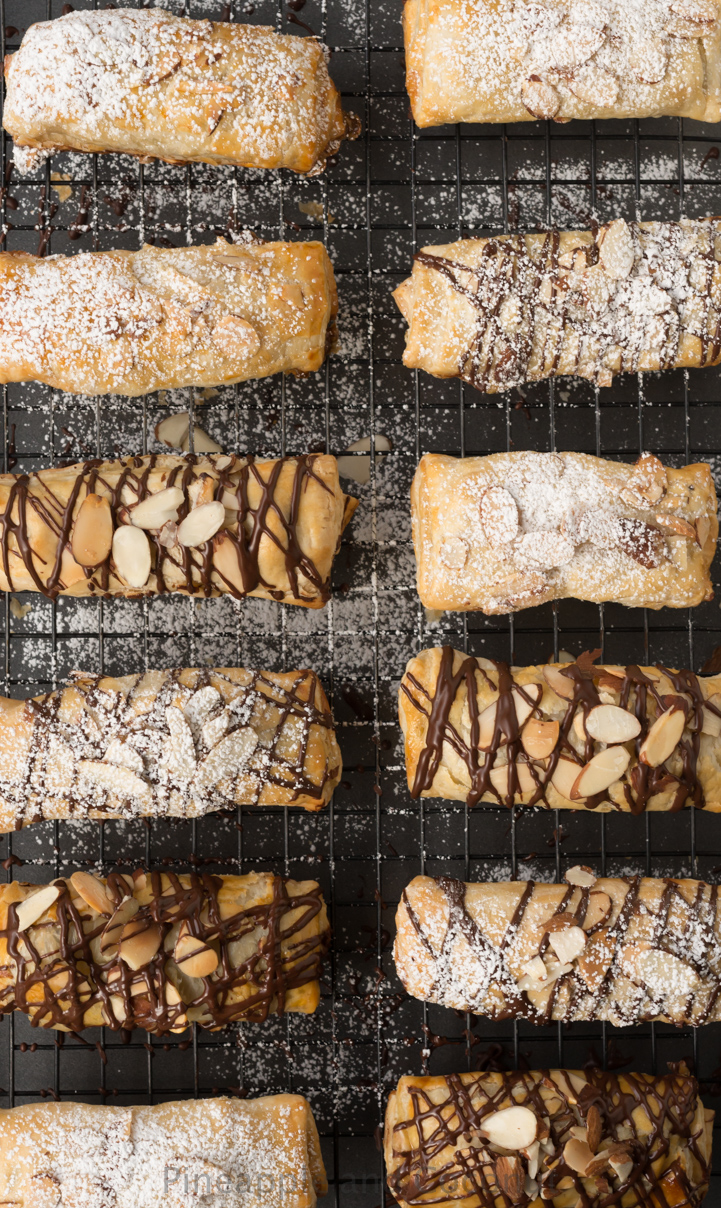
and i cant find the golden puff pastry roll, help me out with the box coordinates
[394,220,721,393]
[411,451,717,613]
[385,1066,713,1208]
[0,452,357,606]
[0,237,337,397]
[400,646,721,813]
[0,868,329,1034]
[395,872,721,1026]
[404,0,721,127]
[0,1094,328,1208]
[0,665,342,833]
[4,7,357,176]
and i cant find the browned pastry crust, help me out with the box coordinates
[394,220,721,392]
[0,666,341,833]
[411,451,717,613]
[0,1094,328,1207]
[0,869,329,1034]
[400,646,721,812]
[395,873,721,1026]
[385,1067,712,1208]
[403,0,721,128]
[4,8,357,176]
[0,238,337,397]
[0,452,357,606]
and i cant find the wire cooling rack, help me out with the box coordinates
[2,0,721,1204]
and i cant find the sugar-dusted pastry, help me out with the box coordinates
[395,872,721,1026]
[403,0,721,127]
[411,451,717,613]
[0,237,337,397]
[386,1066,713,1208]
[0,452,357,606]
[0,666,341,833]
[4,7,357,176]
[0,868,329,1034]
[400,646,721,812]
[0,1094,327,1207]
[394,219,721,392]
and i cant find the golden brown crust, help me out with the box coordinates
[4,9,356,176]
[411,452,717,613]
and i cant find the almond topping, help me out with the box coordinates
[548,925,586,964]
[586,1104,602,1154]
[480,485,520,547]
[655,513,698,541]
[15,884,61,931]
[543,664,576,700]
[211,314,261,358]
[177,500,225,548]
[100,895,140,954]
[495,1155,524,1203]
[130,486,184,531]
[568,64,619,109]
[551,757,584,800]
[639,706,686,767]
[521,955,548,982]
[112,525,152,589]
[571,745,630,799]
[522,718,559,759]
[598,219,634,280]
[512,683,542,726]
[564,1138,594,1176]
[583,891,612,931]
[633,35,668,82]
[72,494,113,568]
[119,918,163,971]
[585,704,641,744]
[576,927,615,992]
[628,453,668,504]
[564,865,597,888]
[155,411,191,449]
[180,425,224,455]
[521,77,560,119]
[489,760,536,798]
[438,535,469,570]
[481,1105,537,1151]
[69,871,113,916]
[175,929,219,978]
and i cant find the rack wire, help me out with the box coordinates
[1,0,721,1203]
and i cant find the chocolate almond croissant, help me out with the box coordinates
[0,869,329,1034]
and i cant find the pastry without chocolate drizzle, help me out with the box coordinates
[0,869,329,1034]
[400,646,721,812]
[385,1066,713,1208]
[395,873,721,1026]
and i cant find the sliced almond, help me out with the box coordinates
[654,513,698,541]
[438,535,469,570]
[15,884,61,931]
[495,1155,524,1203]
[633,35,668,83]
[478,700,499,749]
[564,1137,594,1176]
[162,705,197,780]
[583,891,612,931]
[598,219,634,280]
[489,760,536,798]
[517,961,572,992]
[585,704,641,744]
[521,955,548,982]
[551,757,584,799]
[628,453,667,504]
[180,424,224,455]
[72,494,113,568]
[481,1105,537,1151]
[565,865,597,888]
[105,994,128,1025]
[69,871,113,916]
[702,694,721,736]
[576,927,615,992]
[155,411,191,449]
[608,1154,634,1182]
[548,925,586,965]
[78,759,153,805]
[586,1104,602,1154]
[196,726,258,787]
[522,718,559,759]
[571,745,630,799]
[543,664,576,700]
[639,707,686,767]
[177,500,225,548]
[100,895,140,953]
[103,738,144,775]
[568,64,619,109]
[112,525,152,590]
[130,486,184,531]
[211,314,261,358]
[696,514,711,546]
[512,683,542,727]
[175,931,219,978]
[479,485,520,547]
[119,918,163,971]
[671,0,717,18]
[520,77,560,119]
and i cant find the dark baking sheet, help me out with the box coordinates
[2,0,721,1203]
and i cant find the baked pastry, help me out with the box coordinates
[0,665,341,833]
[411,451,717,613]
[0,868,329,1033]
[0,237,337,396]
[0,452,357,606]
[395,872,721,1025]
[385,1066,712,1208]
[400,646,721,812]
[4,7,357,176]
[394,219,721,392]
[403,0,721,127]
[0,1094,327,1207]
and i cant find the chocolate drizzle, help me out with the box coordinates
[0,870,329,1035]
[402,646,721,813]
[387,1066,710,1208]
[0,452,350,605]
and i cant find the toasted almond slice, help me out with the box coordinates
[211,314,261,358]
[103,738,144,775]
[119,919,163,971]
[72,494,113,568]
[628,453,667,504]
[15,884,61,931]
[655,513,697,541]
[100,895,140,953]
[521,77,560,119]
[633,35,668,82]
[517,961,572,992]
[175,931,219,978]
[583,891,611,931]
[196,726,258,787]
[521,955,548,983]
[512,683,542,727]
[105,994,127,1025]
[165,982,183,1005]
[177,500,225,548]
[623,945,700,995]
[522,718,559,759]
[69,871,113,916]
[585,704,641,744]
[180,424,224,455]
[548,925,586,965]
[702,695,721,736]
[598,219,634,280]
[78,759,153,806]
[564,1138,594,1176]
[155,411,191,449]
[478,700,499,749]
[112,525,152,589]
[571,745,630,799]
[489,760,536,798]
[586,1104,602,1154]
[481,1105,537,1151]
[608,1154,634,1181]
[543,911,577,933]
[565,865,597,888]
[543,664,576,700]
[638,707,686,767]
[671,0,717,17]
[494,1155,524,1202]
[59,545,86,588]
[438,534,469,570]
[130,487,185,531]
[479,485,520,547]
[576,927,615,992]
[568,64,619,108]
[551,757,584,800]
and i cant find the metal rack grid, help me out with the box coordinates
[1,0,721,1204]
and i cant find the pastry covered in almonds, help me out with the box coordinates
[385,1066,713,1208]
[395,220,721,393]
[0,452,357,606]
[403,0,721,128]
[395,872,721,1026]
[411,451,716,613]
[0,869,329,1034]
[0,666,341,833]
[400,646,721,812]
